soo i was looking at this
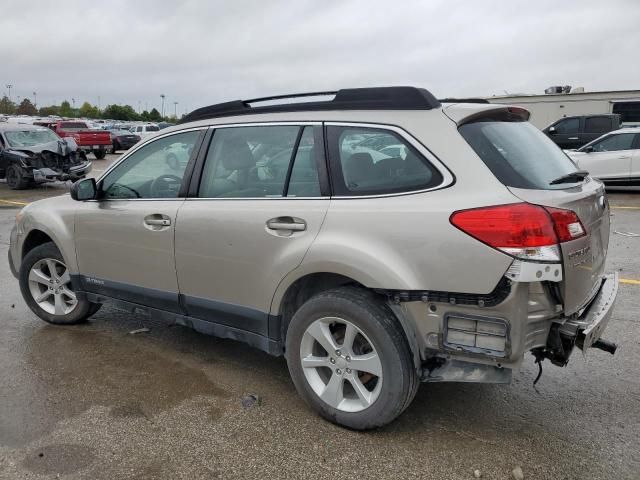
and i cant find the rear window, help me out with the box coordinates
[459,120,579,190]
[59,122,88,131]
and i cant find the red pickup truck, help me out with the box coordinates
[35,121,112,159]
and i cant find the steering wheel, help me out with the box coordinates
[150,174,182,197]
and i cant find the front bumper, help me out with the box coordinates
[8,225,19,279]
[32,161,92,183]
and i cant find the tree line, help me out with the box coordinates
[0,96,177,122]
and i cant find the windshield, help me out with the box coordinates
[5,128,61,147]
[459,120,579,190]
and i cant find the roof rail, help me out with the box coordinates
[438,98,490,104]
[179,86,440,124]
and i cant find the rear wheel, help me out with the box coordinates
[6,164,31,190]
[19,242,101,325]
[285,288,418,430]
[111,141,120,154]
[93,149,107,160]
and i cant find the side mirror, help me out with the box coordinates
[584,146,595,153]
[70,178,97,201]
[548,126,557,134]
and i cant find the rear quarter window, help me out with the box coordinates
[327,126,443,196]
[459,120,579,190]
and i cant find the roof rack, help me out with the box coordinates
[438,98,490,104]
[179,86,440,124]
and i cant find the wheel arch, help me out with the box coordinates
[273,270,422,373]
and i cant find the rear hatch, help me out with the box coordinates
[452,105,610,315]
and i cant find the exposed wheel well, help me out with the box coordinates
[279,272,367,340]
[22,230,54,260]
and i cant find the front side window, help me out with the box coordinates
[198,125,321,198]
[590,133,636,152]
[101,130,200,199]
[554,118,580,134]
[327,126,442,195]
[585,117,612,133]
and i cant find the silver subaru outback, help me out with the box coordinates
[8,87,618,429]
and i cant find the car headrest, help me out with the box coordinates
[345,152,375,183]
[220,137,255,170]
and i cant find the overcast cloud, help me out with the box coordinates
[1,0,638,115]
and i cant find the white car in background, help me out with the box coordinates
[566,128,640,186]
[130,124,160,138]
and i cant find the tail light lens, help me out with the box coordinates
[450,203,586,262]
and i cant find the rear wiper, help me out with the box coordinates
[549,170,589,185]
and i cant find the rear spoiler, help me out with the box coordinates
[443,104,531,126]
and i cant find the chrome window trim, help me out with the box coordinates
[96,126,209,181]
[324,121,454,199]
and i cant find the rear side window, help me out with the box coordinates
[585,116,612,133]
[553,118,579,134]
[459,120,579,190]
[198,125,322,198]
[327,126,442,196]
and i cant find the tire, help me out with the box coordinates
[6,164,31,190]
[93,149,107,160]
[19,242,101,325]
[285,287,419,430]
[111,141,119,154]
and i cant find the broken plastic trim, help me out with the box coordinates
[375,277,511,308]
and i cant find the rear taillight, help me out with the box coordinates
[450,203,586,262]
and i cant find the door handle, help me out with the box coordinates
[266,217,306,231]
[144,214,171,228]
[568,137,579,140]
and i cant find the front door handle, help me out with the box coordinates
[266,217,306,231]
[568,137,579,140]
[144,214,171,229]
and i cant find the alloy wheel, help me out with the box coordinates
[300,316,383,412]
[28,258,78,315]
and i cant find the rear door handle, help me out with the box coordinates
[266,217,306,231]
[568,137,579,140]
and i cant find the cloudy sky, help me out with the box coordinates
[1,0,638,115]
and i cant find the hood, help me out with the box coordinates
[9,138,78,156]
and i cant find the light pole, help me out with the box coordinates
[160,94,166,118]
[138,101,141,113]
[33,91,37,107]
[5,84,12,102]
[173,101,178,118]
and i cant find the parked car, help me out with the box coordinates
[35,121,112,159]
[8,87,618,430]
[0,124,91,189]
[565,128,640,186]
[130,124,160,138]
[543,114,621,149]
[109,129,141,153]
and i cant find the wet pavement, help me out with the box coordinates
[0,185,639,479]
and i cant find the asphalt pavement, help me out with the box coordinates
[0,172,639,479]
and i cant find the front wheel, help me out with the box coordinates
[285,288,418,430]
[6,164,31,190]
[19,242,101,324]
[93,149,107,160]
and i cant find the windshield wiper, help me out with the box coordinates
[549,170,589,185]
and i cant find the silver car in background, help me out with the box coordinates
[8,87,618,429]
